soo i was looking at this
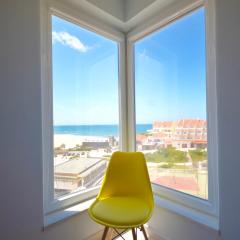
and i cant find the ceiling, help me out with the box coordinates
[86,0,158,22]
[57,0,198,32]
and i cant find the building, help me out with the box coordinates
[82,141,110,149]
[54,158,107,197]
[150,119,207,149]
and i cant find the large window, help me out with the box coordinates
[43,2,218,228]
[134,8,208,199]
[52,16,119,199]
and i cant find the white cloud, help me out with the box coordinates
[139,49,150,61]
[52,31,89,53]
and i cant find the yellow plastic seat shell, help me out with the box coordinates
[88,151,154,231]
[89,197,151,228]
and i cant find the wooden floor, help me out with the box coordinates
[87,226,161,240]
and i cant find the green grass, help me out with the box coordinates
[145,147,188,164]
[189,149,207,162]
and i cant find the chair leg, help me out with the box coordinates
[101,227,109,240]
[140,225,148,240]
[132,228,137,240]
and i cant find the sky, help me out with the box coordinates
[52,8,206,125]
[52,16,119,125]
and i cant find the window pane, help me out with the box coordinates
[135,8,208,199]
[52,16,119,199]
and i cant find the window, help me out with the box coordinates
[43,13,122,214]
[42,1,218,229]
[134,8,208,199]
[52,16,119,199]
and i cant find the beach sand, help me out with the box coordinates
[54,134,108,148]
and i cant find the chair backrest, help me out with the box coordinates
[97,151,154,207]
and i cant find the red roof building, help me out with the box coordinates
[150,119,207,149]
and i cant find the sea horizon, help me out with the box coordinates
[54,124,152,137]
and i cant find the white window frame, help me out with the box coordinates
[41,0,127,219]
[127,0,219,230]
[41,0,219,230]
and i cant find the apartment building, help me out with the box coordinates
[151,119,207,149]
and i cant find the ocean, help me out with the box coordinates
[54,124,152,137]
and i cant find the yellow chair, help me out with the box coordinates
[88,151,154,240]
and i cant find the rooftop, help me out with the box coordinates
[55,157,103,174]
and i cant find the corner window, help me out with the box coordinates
[43,2,218,229]
[134,8,208,199]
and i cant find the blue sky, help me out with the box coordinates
[52,16,119,125]
[135,8,206,123]
[52,8,206,125]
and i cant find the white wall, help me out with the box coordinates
[44,211,102,240]
[149,207,219,240]
[0,0,43,239]
[0,0,240,239]
[216,0,240,239]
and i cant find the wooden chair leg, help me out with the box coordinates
[132,228,137,240]
[108,228,114,240]
[141,225,148,240]
[101,226,109,240]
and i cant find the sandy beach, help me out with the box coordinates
[54,134,109,148]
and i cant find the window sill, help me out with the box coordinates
[43,192,219,232]
[154,194,219,231]
[43,198,95,229]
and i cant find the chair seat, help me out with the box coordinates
[89,197,152,228]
